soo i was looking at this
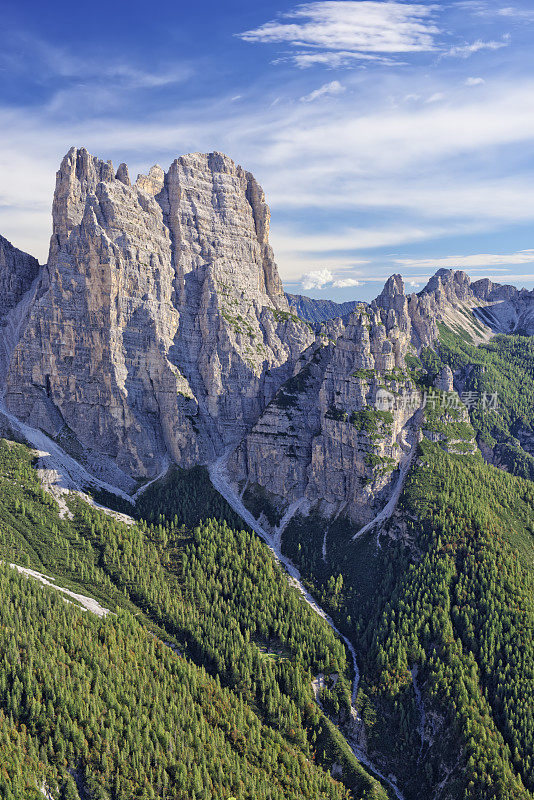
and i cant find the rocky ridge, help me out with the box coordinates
[0,234,40,322]
[227,270,508,528]
[0,235,41,388]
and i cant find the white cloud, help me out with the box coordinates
[485,274,534,283]
[271,225,462,261]
[446,37,509,58]
[238,1,440,68]
[426,92,445,103]
[465,76,485,86]
[496,6,534,20]
[300,80,345,102]
[301,268,334,289]
[2,32,534,274]
[0,33,192,91]
[395,250,534,270]
[457,3,534,21]
[5,74,534,266]
[299,269,362,290]
[332,277,362,287]
[271,243,369,282]
[291,50,403,68]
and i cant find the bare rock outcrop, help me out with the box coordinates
[230,280,421,528]
[0,235,40,321]
[228,270,503,527]
[4,147,313,485]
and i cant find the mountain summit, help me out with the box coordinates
[2,147,313,488]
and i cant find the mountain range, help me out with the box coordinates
[0,147,533,800]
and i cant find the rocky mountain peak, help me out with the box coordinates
[135,164,164,195]
[0,145,532,507]
[379,273,405,299]
[3,146,313,486]
[115,163,131,186]
[422,268,471,301]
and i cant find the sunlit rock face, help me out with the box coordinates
[4,147,313,484]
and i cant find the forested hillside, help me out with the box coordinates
[0,441,385,799]
[282,397,534,800]
[438,328,534,479]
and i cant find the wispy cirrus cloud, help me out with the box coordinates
[446,36,510,58]
[497,6,534,21]
[290,50,404,67]
[463,3,534,22]
[3,73,534,265]
[395,250,534,270]
[238,1,440,68]
[0,4,532,298]
[300,79,345,102]
[0,31,192,98]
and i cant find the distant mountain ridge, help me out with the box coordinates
[286,292,359,323]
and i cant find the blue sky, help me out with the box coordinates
[1,0,534,302]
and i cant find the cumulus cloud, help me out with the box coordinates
[301,269,335,289]
[300,269,362,290]
[238,1,440,68]
[332,277,362,287]
[300,80,345,102]
[465,77,485,85]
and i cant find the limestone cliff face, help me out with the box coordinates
[0,235,40,322]
[4,147,313,485]
[229,283,419,527]
[470,277,534,334]
[0,235,41,393]
[228,270,500,528]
